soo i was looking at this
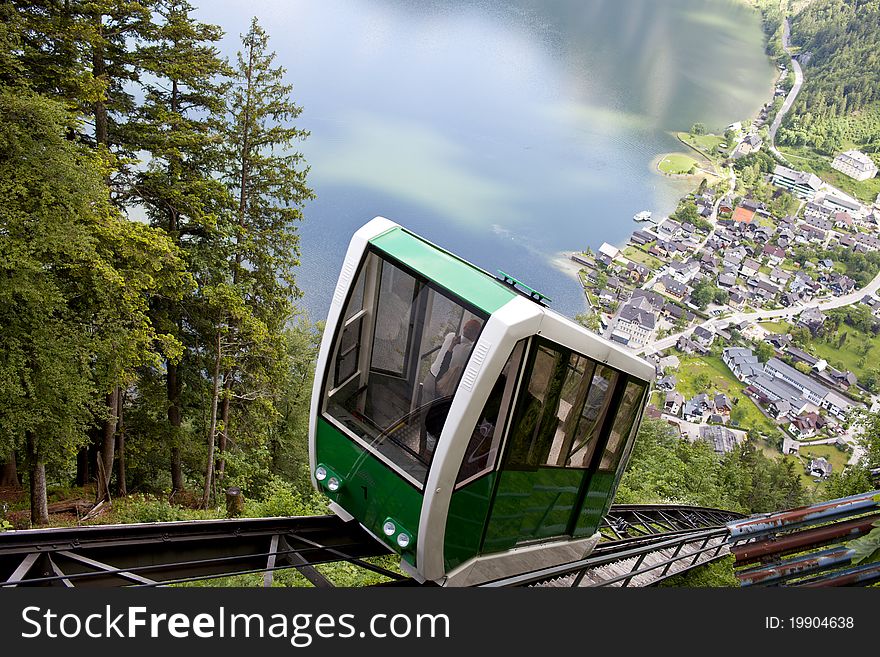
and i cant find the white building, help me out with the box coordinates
[831,150,878,181]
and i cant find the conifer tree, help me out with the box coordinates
[201,17,313,504]
[132,0,230,493]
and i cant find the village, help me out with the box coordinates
[572,125,880,484]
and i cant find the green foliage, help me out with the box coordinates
[242,476,326,518]
[847,519,880,565]
[656,555,738,588]
[690,122,706,136]
[110,494,220,524]
[617,418,807,514]
[779,1,880,158]
[690,279,721,310]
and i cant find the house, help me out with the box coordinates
[831,150,878,181]
[692,325,715,348]
[804,202,832,221]
[769,267,792,286]
[788,411,822,439]
[762,244,785,266]
[655,275,687,299]
[772,165,823,200]
[664,391,685,416]
[830,274,856,296]
[631,289,666,310]
[798,307,826,333]
[676,335,703,355]
[768,399,792,420]
[699,425,739,453]
[729,290,747,307]
[630,230,655,246]
[765,333,790,350]
[682,393,714,422]
[804,214,833,233]
[718,272,737,288]
[714,393,732,415]
[808,457,833,479]
[733,134,763,159]
[656,219,682,240]
[830,370,858,389]
[662,302,695,324]
[722,347,762,382]
[614,297,657,348]
[749,278,780,300]
[598,242,620,261]
[833,211,854,231]
[626,261,650,284]
[657,375,677,390]
[668,260,700,284]
[855,232,880,252]
[740,258,761,278]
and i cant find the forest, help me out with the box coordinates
[777,0,880,157]
[0,0,317,526]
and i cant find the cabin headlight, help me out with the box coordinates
[315,464,343,492]
[383,517,414,551]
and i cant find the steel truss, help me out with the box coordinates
[0,504,743,588]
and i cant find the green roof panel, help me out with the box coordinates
[370,227,517,314]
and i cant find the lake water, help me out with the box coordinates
[197,0,775,321]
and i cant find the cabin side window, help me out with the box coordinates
[322,249,486,487]
[599,380,647,472]
[503,339,642,471]
[455,340,527,487]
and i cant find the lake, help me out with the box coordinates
[196,0,775,321]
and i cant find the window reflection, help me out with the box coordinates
[323,250,485,486]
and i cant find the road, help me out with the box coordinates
[638,266,880,357]
[768,18,803,164]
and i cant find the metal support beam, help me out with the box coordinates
[57,551,157,585]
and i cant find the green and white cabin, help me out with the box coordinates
[309,218,654,586]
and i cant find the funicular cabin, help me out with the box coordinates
[310,218,654,585]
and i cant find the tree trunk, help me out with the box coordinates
[26,431,48,526]
[75,446,89,487]
[97,387,118,502]
[218,377,231,483]
[168,360,184,493]
[202,331,223,508]
[116,390,127,497]
[225,487,244,517]
[0,452,19,488]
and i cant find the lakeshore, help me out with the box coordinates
[567,5,880,476]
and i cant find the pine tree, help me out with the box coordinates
[132,0,231,494]
[202,17,314,505]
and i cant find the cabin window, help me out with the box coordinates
[455,340,527,487]
[323,249,486,487]
[599,380,646,472]
[504,339,636,471]
[565,365,618,468]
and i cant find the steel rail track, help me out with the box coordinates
[0,504,743,587]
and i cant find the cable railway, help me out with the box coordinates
[309,217,655,586]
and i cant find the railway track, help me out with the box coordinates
[0,503,743,588]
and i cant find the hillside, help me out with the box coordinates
[774,0,880,200]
